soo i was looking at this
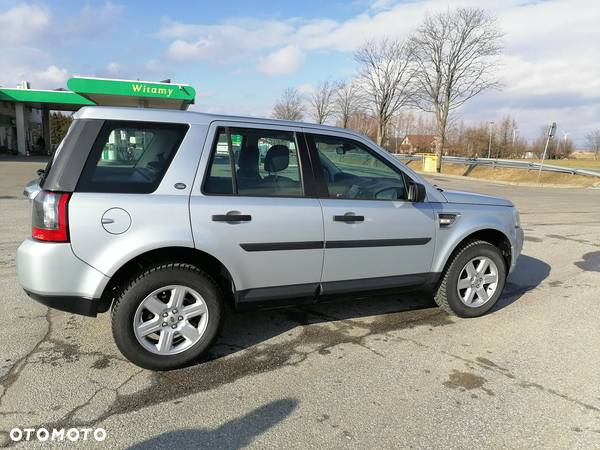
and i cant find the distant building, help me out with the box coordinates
[400,134,437,154]
[0,101,42,154]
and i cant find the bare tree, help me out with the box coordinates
[347,109,377,140]
[586,130,600,159]
[531,126,554,159]
[334,80,364,128]
[354,39,415,146]
[554,135,574,159]
[309,80,339,124]
[495,116,517,159]
[272,87,305,121]
[410,8,503,172]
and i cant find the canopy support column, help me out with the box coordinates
[42,107,51,155]
[15,103,27,155]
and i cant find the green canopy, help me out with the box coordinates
[0,88,95,111]
[67,77,196,110]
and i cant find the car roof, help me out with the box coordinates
[75,106,369,140]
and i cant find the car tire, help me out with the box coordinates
[111,263,224,370]
[434,240,507,318]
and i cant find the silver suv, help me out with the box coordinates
[17,107,523,370]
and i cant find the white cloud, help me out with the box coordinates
[61,2,124,40]
[33,65,70,86]
[297,83,315,95]
[0,2,126,89]
[161,18,292,62]
[105,62,121,76]
[0,60,70,89]
[156,7,422,72]
[369,0,398,11]
[0,4,51,44]
[156,1,429,58]
[0,2,123,46]
[501,53,600,99]
[258,46,305,76]
[0,46,58,88]
[165,39,211,62]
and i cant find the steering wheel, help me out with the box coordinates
[343,184,366,199]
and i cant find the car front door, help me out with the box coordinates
[305,131,436,295]
[190,122,324,307]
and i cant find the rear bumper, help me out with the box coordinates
[17,238,110,316]
[24,290,100,317]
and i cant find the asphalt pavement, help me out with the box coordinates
[0,161,599,449]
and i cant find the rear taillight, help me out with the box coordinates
[31,191,71,242]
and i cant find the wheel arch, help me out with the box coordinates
[98,246,236,313]
[434,227,512,278]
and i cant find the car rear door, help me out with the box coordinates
[68,120,198,277]
[189,122,324,308]
[305,130,436,295]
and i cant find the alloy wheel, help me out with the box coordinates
[133,285,209,355]
[456,256,499,308]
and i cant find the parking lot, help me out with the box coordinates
[0,160,599,448]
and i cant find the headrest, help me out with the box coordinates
[264,145,289,172]
[238,146,259,170]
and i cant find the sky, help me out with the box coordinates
[1,0,599,147]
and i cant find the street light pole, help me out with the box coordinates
[561,131,569,156]
[487,121,494,158]
[511,127,518,157]
[537,122,557,183]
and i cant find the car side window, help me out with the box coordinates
[77,121,188,193]
[204,127,304,197]
[311,134,407,201]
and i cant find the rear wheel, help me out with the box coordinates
[434,240,507,318]
[111,263,223,370]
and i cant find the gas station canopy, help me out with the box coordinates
[0,88,94,111]
[67,77,196,110]
[0,77,196,155]
[0,77,196,111]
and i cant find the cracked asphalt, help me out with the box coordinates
[1,161,599,449]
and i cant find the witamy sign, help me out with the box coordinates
[131,83,175,98]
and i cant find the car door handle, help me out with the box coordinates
[334,214,364,222]
[212,213,252,222]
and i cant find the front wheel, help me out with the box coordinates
[111,263,224,370]
[434,240,507,318]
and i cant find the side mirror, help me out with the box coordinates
[335,145,346,155]
[407,182,427,202]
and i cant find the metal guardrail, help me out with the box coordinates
[394,154,600,178]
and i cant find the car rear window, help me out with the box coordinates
[76,121,188,193]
